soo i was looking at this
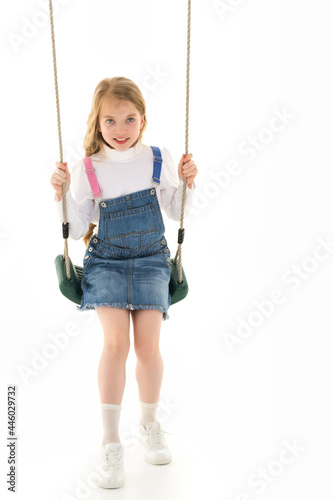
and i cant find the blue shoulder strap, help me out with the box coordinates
[150,146,163,184]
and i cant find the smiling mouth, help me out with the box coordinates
[114,138,129,144]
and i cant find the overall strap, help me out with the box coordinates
[82,157,102,199]
[150,146,163,185]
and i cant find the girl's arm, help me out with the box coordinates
[54,160,95,240]
[159,148,197,221]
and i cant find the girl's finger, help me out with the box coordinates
[182,161,195,173]
[54,170,66,179]
[184,168,197,179]
[183,160,194,171]
[54,174,66,183]
[56,169,66,178]
[182,159,193,168]
[56,165,67,170]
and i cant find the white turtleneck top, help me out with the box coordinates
[55,141,196,240]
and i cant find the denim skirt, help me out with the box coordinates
[77,187,172,321]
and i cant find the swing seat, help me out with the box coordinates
[169,258,189,305]
[54,254,188,307]
[54,254,83,305]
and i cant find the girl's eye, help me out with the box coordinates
[105,118,134,124]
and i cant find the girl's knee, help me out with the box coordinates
[134,342,161,363]
[103,332,130,358]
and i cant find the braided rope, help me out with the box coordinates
[48,0,71,280]
[174,0,191,284]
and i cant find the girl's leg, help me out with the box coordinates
[131,309,164,403]
[132,310,172,466]
[96,306,131,404]
[96,306,131,446]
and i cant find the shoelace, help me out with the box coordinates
[144,422,171,446]
[102,449,123,469]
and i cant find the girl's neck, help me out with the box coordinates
[101,139,144,161]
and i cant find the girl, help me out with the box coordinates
[50,76,198,489]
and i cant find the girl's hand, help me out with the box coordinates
[178,153,198,189]
[50,162,71,202]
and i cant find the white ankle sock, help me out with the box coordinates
[139,398,159,427]
[100,403,122,446]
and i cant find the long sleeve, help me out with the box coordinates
[159,147,196,221]
[54,159,95,240]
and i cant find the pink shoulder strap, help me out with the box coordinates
[83,157,102,199]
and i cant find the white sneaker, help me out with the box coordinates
[96,442,125,489]
[138,421,172,465]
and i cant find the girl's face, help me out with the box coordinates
[98,96,145,151]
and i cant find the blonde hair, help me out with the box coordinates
[82,76,148,246]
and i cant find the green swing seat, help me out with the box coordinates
[55,254,188,306]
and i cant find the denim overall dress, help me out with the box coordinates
[77,146,172,321]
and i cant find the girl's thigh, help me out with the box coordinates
[131,309,163,352]
[95,306,131,348]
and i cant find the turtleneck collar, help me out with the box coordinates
[101,140,144,162]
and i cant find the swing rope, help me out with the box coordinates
[48,0,71,280]
[174,0,191,284]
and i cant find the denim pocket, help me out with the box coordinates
[105,204,158,250]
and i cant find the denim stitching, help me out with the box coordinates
[99,188,155,207]
[104,204,159,250]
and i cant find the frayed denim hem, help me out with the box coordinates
[77,302,170,321]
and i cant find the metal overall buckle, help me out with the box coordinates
[150,179,160,195]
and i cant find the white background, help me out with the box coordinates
[1,0,333,499]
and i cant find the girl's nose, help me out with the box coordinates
[115,125,127,134]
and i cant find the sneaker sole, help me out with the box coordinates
[144,453,172,465]
[97,474,125,489]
